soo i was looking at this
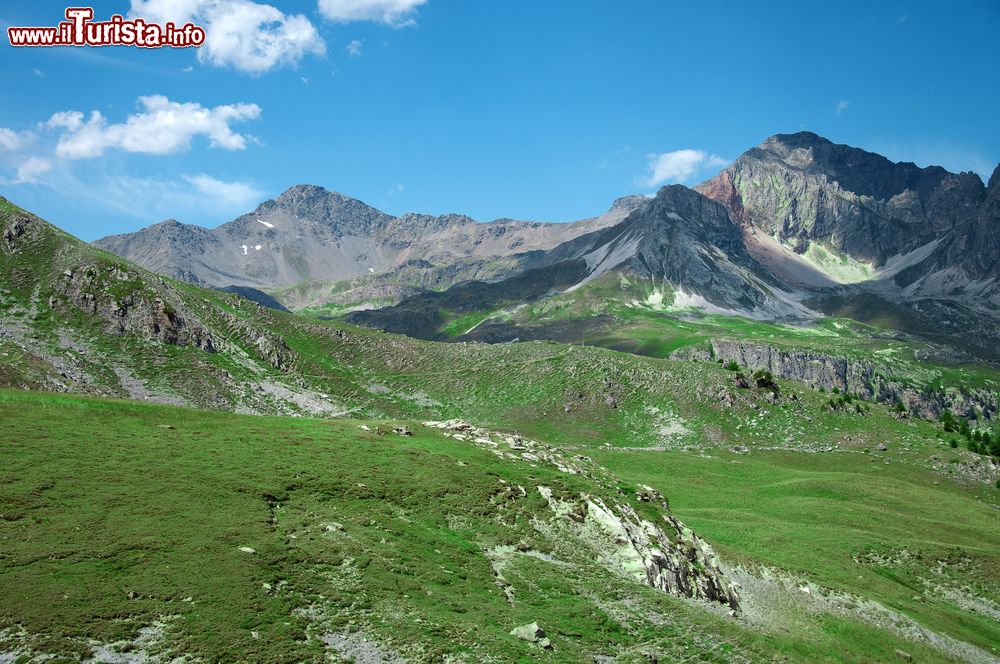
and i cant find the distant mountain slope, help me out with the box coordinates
[347,134,1000,359]
[696,132,999,304]
[348,184,813,339]
[94,185,644,288]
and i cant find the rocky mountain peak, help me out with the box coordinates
[273,184,352,207]
[148,219,196,232]
[255,184,393,233]
[758,130,830,153]
[989,163,1000,192]
[752,132,955,201]
[608,194,649,214]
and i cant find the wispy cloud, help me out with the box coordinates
[639,149,728,187]
[6,158,53,185]
[836,99,850,114]
[318,0,428,27]
[598,145,630,171]
[183,173,265,209]
[347,39,364,56]
[896,11,910,24]
[22,166,265,230]
[0,128,34,152]
[1,95,264,198]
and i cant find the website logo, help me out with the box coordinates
[7,7,206,48]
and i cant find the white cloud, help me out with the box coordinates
[346,38,364,56]
[48,95,261,160]
[641,149,728,187]
[183,173,264,208]
[318,0,427,26]
[0,128,33,151]
[129,0,325,73]
[836,99,849,114]
[13,157,53,184]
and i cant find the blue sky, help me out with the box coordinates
[0,0,998,241]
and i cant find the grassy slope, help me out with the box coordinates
[594,449,1000,655]
[3,390,996,663]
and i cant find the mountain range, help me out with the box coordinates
[94,132,1000,359]
[94,184,644,289]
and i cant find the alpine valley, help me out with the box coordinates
[2,132,999,663]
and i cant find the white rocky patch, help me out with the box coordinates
[241,244,248,255]
[256,218,274,229]
[254,245,262,251]
[668,287,747,317]
[798,241,873,284]
[633,288,668,311]
[1,619,178,664]
[644,405,691,448]
[422,419,584,474]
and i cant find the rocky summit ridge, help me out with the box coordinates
[93,185,642,289]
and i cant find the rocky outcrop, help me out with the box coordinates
[672,339,999,421]
[509,623,552,649]
[537,485,740,610]
[53,265,216,352]
[424,419,740,609]
[0,203,216,352]
[1,209,45,254]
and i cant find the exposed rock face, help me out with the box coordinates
[537,486,740,610]
[672,339,999,421]
[697,132,985,264]
[94,185,643,289]
[696,132,1000,305]
[0,203,212,352]
[596,184,791,315]
[1,211,45,254]
[54,265,216,352]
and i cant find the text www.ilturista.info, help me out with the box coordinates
[7,7,205,48]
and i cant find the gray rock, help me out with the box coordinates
[673,339,998,422]
[510,622,552,649]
